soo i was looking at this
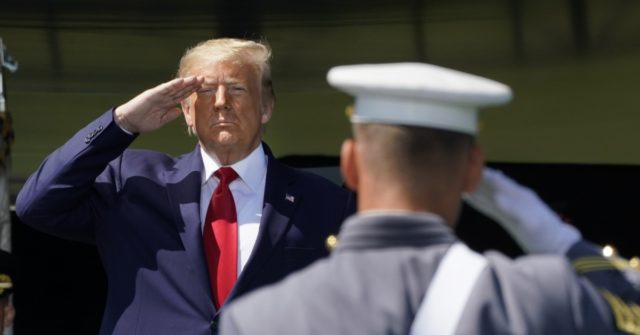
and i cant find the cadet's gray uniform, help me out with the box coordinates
[220,212,638,335]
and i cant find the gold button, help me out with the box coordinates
[602,245,617,257]
[344,105,354,119]
[325,235,338,251]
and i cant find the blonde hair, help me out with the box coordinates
[177,38,274,101]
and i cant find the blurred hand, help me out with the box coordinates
[2,300,14,329]
[463,167,581,254]
[114,76,204,134]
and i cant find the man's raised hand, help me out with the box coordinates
[114,76,204,134]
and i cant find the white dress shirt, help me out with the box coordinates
[200,144,267,276]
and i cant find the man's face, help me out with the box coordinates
[183,59,272,161]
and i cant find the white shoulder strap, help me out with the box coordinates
[410,243,488,335]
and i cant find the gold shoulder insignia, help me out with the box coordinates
[600,290,640,334]
[573,256,631,273]
[573,245,640,274]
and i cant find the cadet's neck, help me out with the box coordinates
[357,179,460,227]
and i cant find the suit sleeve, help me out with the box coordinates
[15,109,137,243]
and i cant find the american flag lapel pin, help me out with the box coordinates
[285,193,295,203]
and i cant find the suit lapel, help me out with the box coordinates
[164,144,301,307]
[230,144,300,298]
[163,147,212,300]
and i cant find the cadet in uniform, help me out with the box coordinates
[220,62,640,334]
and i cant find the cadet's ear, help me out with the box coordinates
[340,139,358,192]
[463,144,484,193]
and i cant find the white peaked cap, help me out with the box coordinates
[327,62,513,135]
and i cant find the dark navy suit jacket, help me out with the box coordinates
[16,109,355,335]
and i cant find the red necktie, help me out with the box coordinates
[203,167,239,308]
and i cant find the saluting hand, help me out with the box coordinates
[463,167,581,255]
[114,76,204,134]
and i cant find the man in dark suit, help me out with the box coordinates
[15,38,354,335]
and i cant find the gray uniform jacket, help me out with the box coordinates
[220,212,640,335]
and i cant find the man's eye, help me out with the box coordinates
[197,89,216,96]
[229,86,246,93]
